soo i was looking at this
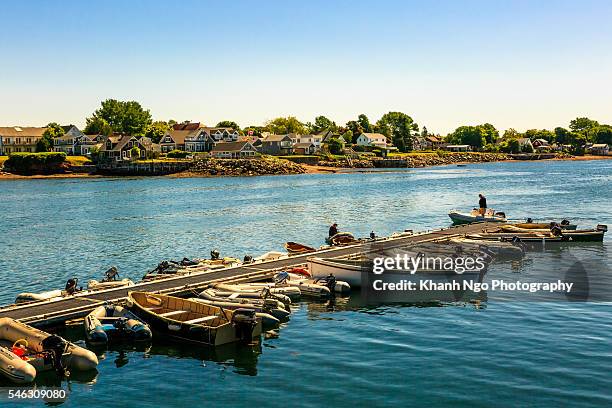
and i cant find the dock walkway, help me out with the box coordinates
[0,222,492,327]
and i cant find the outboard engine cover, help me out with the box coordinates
[65,278,79,295]
[41,335,70,377]
[232,309,259,343]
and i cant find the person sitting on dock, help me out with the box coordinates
[329,223,339,237]
[478,194,487,216]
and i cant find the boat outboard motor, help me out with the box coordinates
[232,309,259,343]
[550,223,563,237]
[103,266,119,282]
[510,236,527,252]
[41,335,70,378]
[370,231,376,239]
[180,257,198,266]
[274,271,290,284]
[597,224,608,232]
[561,219,571,227]
[210,249,220,260]
[495,212,506,218]
[526,218,533,223]
[315,273,337,293]
[243,255,253,264]
[65,278,80,295]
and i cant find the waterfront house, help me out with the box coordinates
[589,144,609,156]
[0,126,46,154]
[517,138,534,152]
[356,133,387,148]
[99,134,148,161]
[160,122,239,152]
[260,134,294,155]
[532,138,550,152]
[293,142,316,155]
[425,135,445,150]
[413,137,427,151]
[78,134,105,155]
[290,134,323,151]
[210,141,257,158]
[53,125,86,155]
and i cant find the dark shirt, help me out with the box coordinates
[479,196,487,208]
[329,226,338,237]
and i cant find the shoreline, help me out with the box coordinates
[1,154,610,180]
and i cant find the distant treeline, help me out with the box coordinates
[37,99,612,154]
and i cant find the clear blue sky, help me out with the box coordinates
[1,0,611,134]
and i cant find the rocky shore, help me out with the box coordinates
[185,157,306,176]
[317,152,509,168]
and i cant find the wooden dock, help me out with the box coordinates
[0,222,492,327]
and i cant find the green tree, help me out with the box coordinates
[311,116,337,133]
[265,116,307,134]
[554,127,571,145]
[340,130,353,144]
[502,128,522,140]
[588,125,612,144]
[130,146,141,159]
[447,126,486,149]
[36,122,63,152]
[216,120,240,130]
[84,117,113,136]
[524,129,555,142]
[357,114,372,133]
[479,123,499,145]
[345,120,363,140]
[327,138,344,154]
[86,99,152,136]
[569,117,599,133]
[144,121,170,143]
[376,112,419,152]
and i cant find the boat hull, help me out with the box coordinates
[449,211,506,225]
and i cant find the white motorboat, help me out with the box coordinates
[448,209,507,225]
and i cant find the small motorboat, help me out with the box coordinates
[277,271,351,296]
[212,282,300,302]
[449,209,507,225]
[513,220,577,230]
[128,292,262,346]
[199,289,290,318]
[465,233,567,243]
[449,237,525,258]
[284,241,317,254]
[493,225,606,242]
[0,318,98,384]
[16,278,83,304]
[87,266,134,291]
[325,232,358,246]
[308,256,486,288]
[84,304,153,345]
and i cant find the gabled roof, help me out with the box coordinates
[0,126,46,137]
[263,134,293,142]
[360,132,386,141]
[172,122,203,131]
[293,142,315,148]
[211,141,253,152]
[426,135,442,143]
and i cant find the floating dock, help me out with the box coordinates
[0,222,493,327]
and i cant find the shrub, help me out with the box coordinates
[5,152,67,174]
[166,149,189,158]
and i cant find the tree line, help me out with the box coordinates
[35,98,611,154]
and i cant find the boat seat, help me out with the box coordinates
[159,310,188,317]
[182,315,218,324]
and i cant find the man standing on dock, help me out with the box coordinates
[329,223,339,237]
[479,194,487,216]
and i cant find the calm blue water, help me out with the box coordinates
[0,160,611,407]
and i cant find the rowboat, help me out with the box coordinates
[0,318,98,383]
[284,241,316,254]
[513,222,577,230]
[84,304,152,345]
[127,292,262,346]
[465,233,567,243]
[308,257,485,288]
[448,209,507,225]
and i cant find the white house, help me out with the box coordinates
[210,141,257,158]
[589,144,609,156]
[356,133,387,148]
